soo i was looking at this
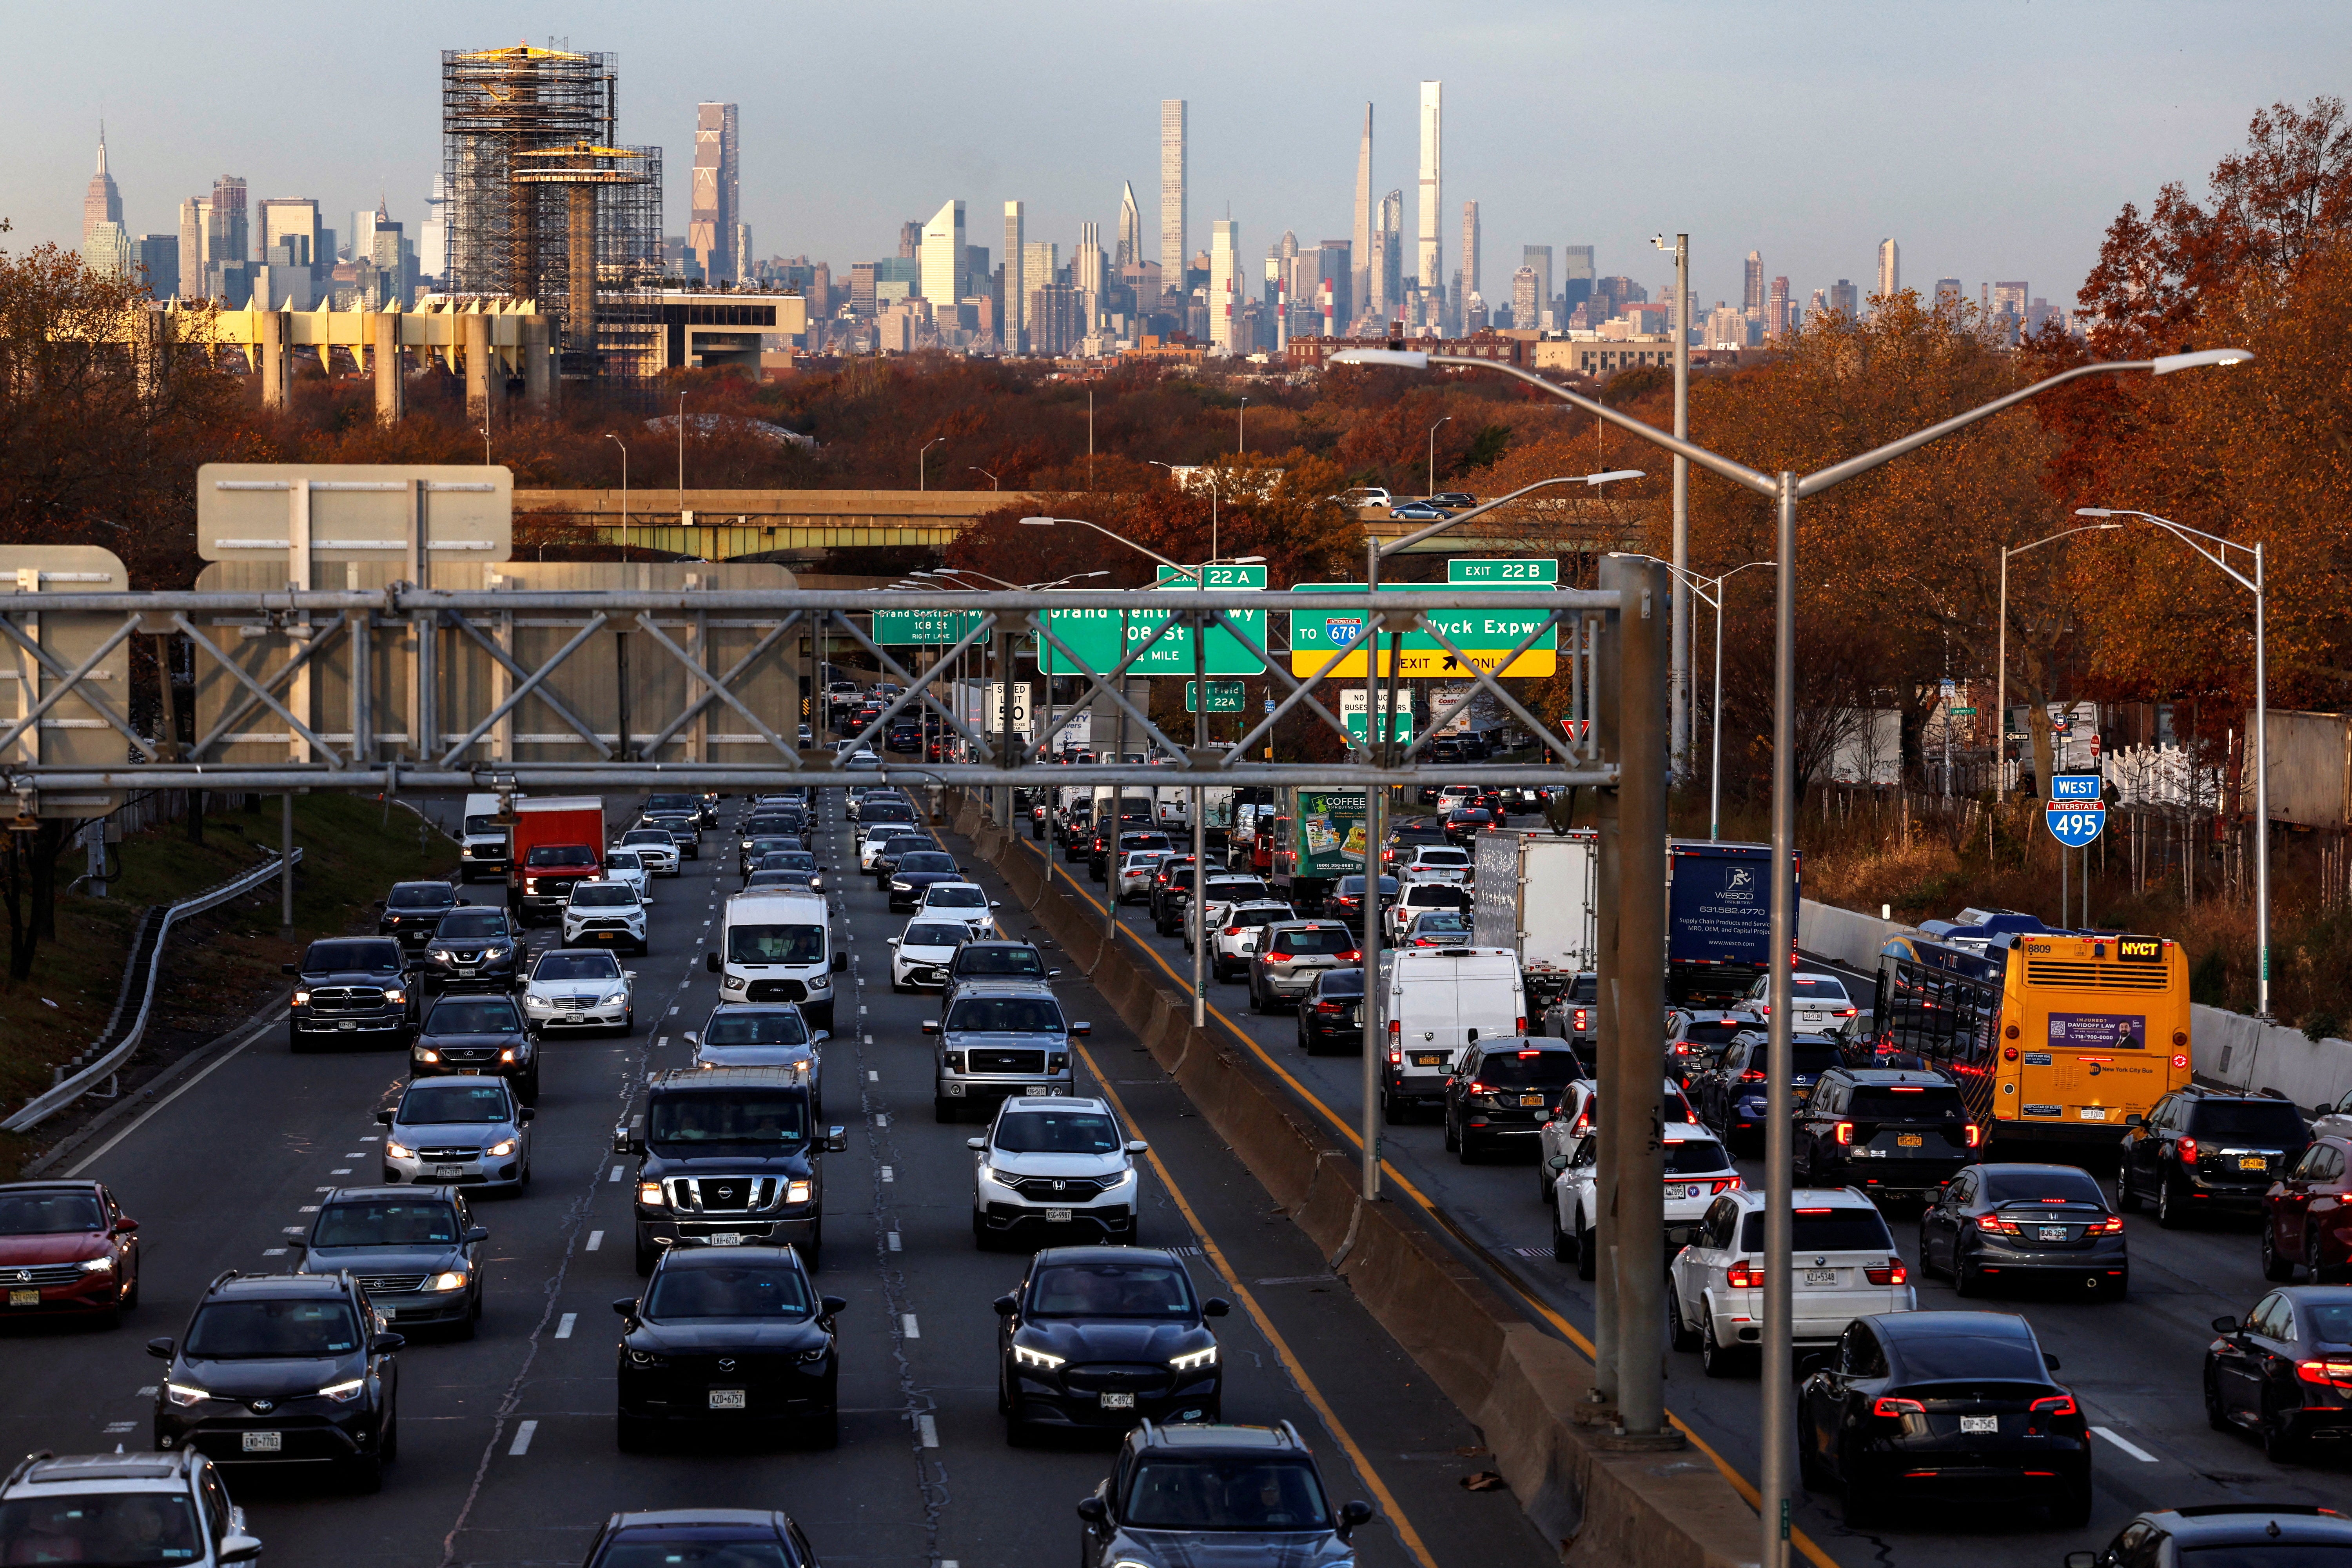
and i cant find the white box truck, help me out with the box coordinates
[1472,829,1597,1012]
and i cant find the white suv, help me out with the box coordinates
[1666,1185,1914,1378]
[1535,1077,1697,1200]
[1550,1122,1741,1280]
[0,1450,260,1566]
[1398,845,1473,885]
[916,880,1000,937]
[966,1094,1146,1248]
[561,879,648,955]
[1191,899,1296,981]
[1385,882,1472,940]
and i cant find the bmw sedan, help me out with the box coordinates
[615,1245,844,1450]
[995,1246,1226,1437]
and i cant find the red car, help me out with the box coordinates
[2263,1134,2352,1283]
[0,1180,140,1325]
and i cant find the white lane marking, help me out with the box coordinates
[2093,1426,2160,1462]
[669,1005,680,1015]
[858,1005,868,1016]
[918,1413,939,1447]
[361,1136,380,1142]
[104,1421,137,1434]
[864,1034,874,1045]
[656,1036,669,1049]
[887,1232,902,1252]
[508,1419,538,1456]
[262,1248,286,1257]
[609,1165,624,1182]
[315,1187,334,1193]
[343,1152,364,1158]
[283,1227,304,1235]
[330,1169,352,1175]
[298,1205,319,1213]
[874,1114,889,1129]
[586,1230,604,1251]
[555,1313,577,1339]
[137,1385,157,1396]
[65,1006,288,1176]
[880,1166,894,1182]
[902,1313,920,1338]
[868,1070,879,1082]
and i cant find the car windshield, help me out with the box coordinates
[648,795,697,813]
[727,924,825,964]
[463,814,503,836]
[1979,1168,2108,1205]
[608,853,641,871]
[1272,928,1356,955]
[746,872,815,891]
[1410,888,1472,908]
[1411,914,1471,933]
[1030,1261,1193,1318]
[1849,1085,1966,1118]
[1475,1051,1579,1089]
[648,1093,809,1148]
[1571,974,1597,1002]
[766,852,817,871]
[1231,907,1291,928]
[399,1083,513,1124]
[863,805,914,823]
[534,952,622,982]
[1740,1208,1896,1252]
[184,1298,363,1358]
[0,1191,104,1234]
[313,1199,461,1247]
[1884,1329,2049,1382]
[1679,1019,1747,1044]
[304,940,402,973]
[1792,975,1851,1001]
[957,947,1045,977]
[1791,1043,1842,1075]
[903,924,967,949]
[1662,1138,1732,1174]
[703,1011,810,1046]
[644,1262,814,1321]
[525,845,595,867]
[1209,880,1271,902]
[995,1111,1121,1154]
[0,1493,203,1564]
[1125,1457,1332,1532]
[1316,970,1366,997]
[439,910,509,938]
[926,886,987,909]
[2306,1304,2352,1343]
[900,853,958,873]
[1337,877,1400,898]
[571,884,636,907]
[387,885,453,910]
[2192,1102,2312,1142]
[426,999,523,1034]
[947,997,1065,1034]
[1416,849,1470,866]
[622,830,670,846]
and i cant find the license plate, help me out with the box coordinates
[457,967,477,976]
[1413,1053,1446,1067]
[2038,1226,2069,1241]
[1519,1094,1546,1106]
[1100,1391,1135,1409]
[2079,1107,2109,1121]
[434,1164,466,1179]
[2240,1156,2268,1171]
[708,1389,746,1410]
[1896,1134,1923,1147]
[241,1432,281,1453]
[1804,1268,1837,1286]
[338,1021,357,1031]
[7,1289,38,1307]
[1960,1415,1998,1435]
[566,1014,585,1024]
[1045,1208,1073,1223]
[1024,1085,1052,1096]
[707,1232,743,1247]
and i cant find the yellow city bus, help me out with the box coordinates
[1867,929,2192,1159]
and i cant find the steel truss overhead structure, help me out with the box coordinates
[0,587,1621,797]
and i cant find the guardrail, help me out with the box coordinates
[3,847,305,1133]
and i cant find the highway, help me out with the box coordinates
[0,789,1557,1568]
[987,823,2352,1568]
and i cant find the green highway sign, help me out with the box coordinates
[1155,563,1269,590]
[1446,557,1558,586]
[1949,706,1978,716]
[1041,591,1267,677]
[1185,680,1247,713]
[1286,573,1556,678]
[1341,688,1413,742]
[873,608,984,646]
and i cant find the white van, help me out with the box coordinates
[459,791,516,882]
[705,889,846,1031]
[1378,946,1526,1122]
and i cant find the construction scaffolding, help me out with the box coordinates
[441,45,662,389]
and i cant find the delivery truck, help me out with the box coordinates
[1270,788,1367,913]
[508,796,607,922]
[1471,829,1597,1010]
[1666,838,1799,1006]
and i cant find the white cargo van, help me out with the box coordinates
[705,889,847,1031]
[1377,946,1526,1122]
[459,791,517,882]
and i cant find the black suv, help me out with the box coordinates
[148,1270,401,1492]
[376,880,457,953]
[285,938,414,1052]
[411,992,537,1102]
[2120,1087,2313,1227]
[2070,1505,2352,1568]
[419,904,523,993]
[1076,1420,1373,1568]
[1692,1029,1845,1154]
[996,1247,1227,1437]
[583,1509,824,1568]
[614,1245,844,1450]
[618,1069,847,1276]
[1442,1037,1584,1161]
[1296,968,1364,1055]
[1794,1068,1978,1198]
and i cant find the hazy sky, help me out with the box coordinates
[5,0,2344,313]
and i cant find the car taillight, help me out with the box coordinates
[1571,1113,1590,1136]
[1467,1082,1490,1096]
[2087,1215,2123,1234]
[1573,1007,1590,1032]
[1833,1122,1854,1145]
[1515,1017,1526,1033]
[1316,1000,1342,1014]
[2029,1394,2079,1416]
[1340,950,1361,961]
[1709,1176,1744,1194]
[2179,1137,2199,1164]
[1740,1068,1766,1082]
[1224,926,1242,936]
[1866,1258,1907,1285]
[1387,1046,1402,1065]
[1837,1007,1857,1017]
[1725,1259,1764,1288]
[2296,1359,2352,1388]
[1872,1397,1926,1418]
[1964,1124,1982,1147]
[1977,1213,2022,1235]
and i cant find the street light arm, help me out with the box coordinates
[2077,508,2259,593]
[1020,515,1196,580]
[1377,469,1646,558]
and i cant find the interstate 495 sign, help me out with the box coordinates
[2045,773,2106,848]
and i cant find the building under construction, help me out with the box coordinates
[441,44,662,389]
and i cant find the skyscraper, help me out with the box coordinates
[1461,200,1480,306]
[1416,82,1442,296]
[1209,220,1239,352]
[1876,238,1899,302]
[1316,240,1352,335]
[259,199,321,271]
[419,174,451,281]
[134,234,178,298]
[920,199,965,308]
[1742,250,1764,318]
[1934,277,1964,310]
[177,198,208,298]
[1992,280,2029,327]
[210,176,249,267]
[1372,192,1403,323]
[1116,181,1142,268]
[82,223,132,281]
[1768,276,1791,337]
[1076,222,1106,319]
[83,126,122,247]
[1521,246,1553,327]
[1829,279,1860,317]
[1350,103,1372,332]
[1511,266,1538,330]
[1561,244,1595,319]
[1159,100,1187,276]
[1002,200,1025,350]
[689,102,740,283]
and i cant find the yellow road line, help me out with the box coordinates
[1073,1035,1441,1568]
[1023,838,1843,1568]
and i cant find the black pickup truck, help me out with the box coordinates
[286,936,416,1051]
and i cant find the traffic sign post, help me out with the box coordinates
[1341,687,1413,742]
[1184,680,1246,713]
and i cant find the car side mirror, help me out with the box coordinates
[612,1296,639,1318]
[614,1126,641,1154]
[1338,1499,1375,1539]
[705,951,721,974]
[1075,1497,1108,1526]
[2212,1315,2239,1334]
[2124,1112,2144,1128]
[1203,1297,1231,1318]
[1048,969,1063,978]
[373,899,386,909]
[993,1294,1019,1317]
[820,1125,847,1152]
[372,1332,406,1353]
[623,970,637,981]
[921,1020,940,1035]
[991,900,1003,909]
[812,1031,831,1044]
[374,1108,394,1125]
[1070,1022,1091,1037]
[1127,1140,1149,1154]
[967,1137,987,1151]
[1548,1154,1569,1171]
[820,1294,848,1318]
[113,1217,139,1234]
[833,952,849,973]
[887,937,900,947]
[464,1227,490,1245]
[281,962,299,976]
[218,1534,265,1564]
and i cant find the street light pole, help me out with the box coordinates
[1654,233,1691,780]
[1995,523,2122,796]
[1637,555,1774,840]
[2078,507,2271,1016]
[1426,414,1452,498]
[1238,397,1249,454]
[970,467,1000,491]
[605,433,628,561]
[1332,337,2254,1539]
[919,436,942,492]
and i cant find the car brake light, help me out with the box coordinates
[1834,1121,1854,1145]
[1866,1258,1907,1285]
[1838,1007,1858,1017]
[2296,1359,2352,1387]
[1387,1046,1402,1065]
[1573,1007,1590,1032]
[2087,1215,2123,1234]
[1224,926,1241,936]
[1388,1019,1401,1036]
[2179,1137,2198,1164]
[2029,1394,2079,1416]
[1340,950,1361,961]
[1740,1068,1766,1082]
[1872,1397,1926,1418]
[1978,1213,2022,1235]
[1725,1259,1764,1288]
[1571,1114,1590,1136]
[1964,1124,1982,1148]
[1467,1082,1490,1095]
[1515,1017,1526,1033]
[1709,1176,1744,1194]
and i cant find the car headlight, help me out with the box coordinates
[637,1181,665,1207]
[487,1138,518,1157]
[626,1348,668,1368]
[602,991,628,1007]
[292,989,311,1006]
[808,974,830,992]
[488,944,512,956]
[891,880,912,891]
[318,1377,367,1403]
[499,1047,517,1063]
[721,975,746,992]
[78,1256,115,1274]
[1012,1344,1065,1370]
[386,1140,416,1160]
[430,950,454,963]
[416,1049,440,1064]
[524,994,552,1010]
[164,1383,209,1407]
[383,989,406,1005]
[1106,1166,1138,1187]
[428,1269,469,1292]
[1169,1345,1218,1372]
[795,1345,832,1365]
[786,1179,813,1205]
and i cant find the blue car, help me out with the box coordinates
[1698,1030,1846,1153]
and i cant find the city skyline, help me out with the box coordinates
[10,1,2350,318]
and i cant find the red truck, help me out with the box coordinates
[508,796,607,922]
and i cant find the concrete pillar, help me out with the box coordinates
[522,316,555,409]
[259,310,289,410]
[463,312,491,420]
[372,312,405,426]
